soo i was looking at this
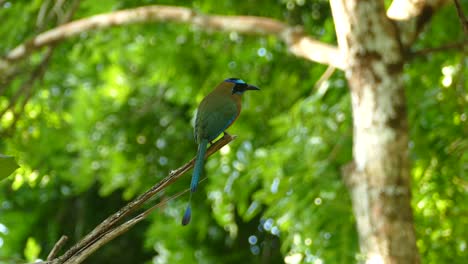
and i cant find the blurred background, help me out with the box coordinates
[0,0,466,263]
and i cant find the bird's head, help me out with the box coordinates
[224,78,260,95]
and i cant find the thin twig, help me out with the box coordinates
[0,0,81,134]
[60,0,81,25]
[410,41,467,58]
[0,47,54,120]
[63,181,195,264]
[37,0,52,29]
[53,0,66,24]
[50,133,236,264]
[47,236,69,261]
[0,63,27,96]
[454,0,468,35]
[314,65,336,96]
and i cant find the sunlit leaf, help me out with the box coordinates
[0,154,19,180]
[24,237,41,262]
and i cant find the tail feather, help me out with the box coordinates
[182,139,208,226]
[182,202,192,225]
[190,139,208,193]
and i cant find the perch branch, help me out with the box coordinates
[43,133,236,264]
[64,185,192,264]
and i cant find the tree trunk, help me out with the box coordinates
[330,1,420,263]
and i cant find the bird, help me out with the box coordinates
[182,78,260,225]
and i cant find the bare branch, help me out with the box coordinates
[52,0,66,23]
[0,5,344,71]
[46,133,236,264]
[36,0,52,28]
[0,0,81,134]
[387,0,451,46]
[47,236,69,261]
[0,47,54,125]
[387,0,448,20]
[314,65,336,96]
[453,0,468,35]
[64,186,191,264]
[410,41,467,57]
[0,63,28,96]
[60,0,82,29]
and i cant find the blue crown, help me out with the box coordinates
[225,78,246,84]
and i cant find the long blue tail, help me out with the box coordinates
[190,139,208,192]
[182,139,208,225]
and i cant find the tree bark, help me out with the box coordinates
[330,0,420,263]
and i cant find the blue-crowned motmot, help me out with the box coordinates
[182,78,259,225]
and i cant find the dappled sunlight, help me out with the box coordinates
[0,0,465,263]
[100,65,131,104]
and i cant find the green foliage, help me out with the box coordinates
[0,1,466,263]
[24,237,41,262]
[405,4,468,263]
[0,154,19,180]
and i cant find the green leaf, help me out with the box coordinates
[24,237,41,262]
[0,154,19,180]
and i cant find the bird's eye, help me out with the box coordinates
[232,84,246,95]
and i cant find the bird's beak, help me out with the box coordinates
[246,84,260,91]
